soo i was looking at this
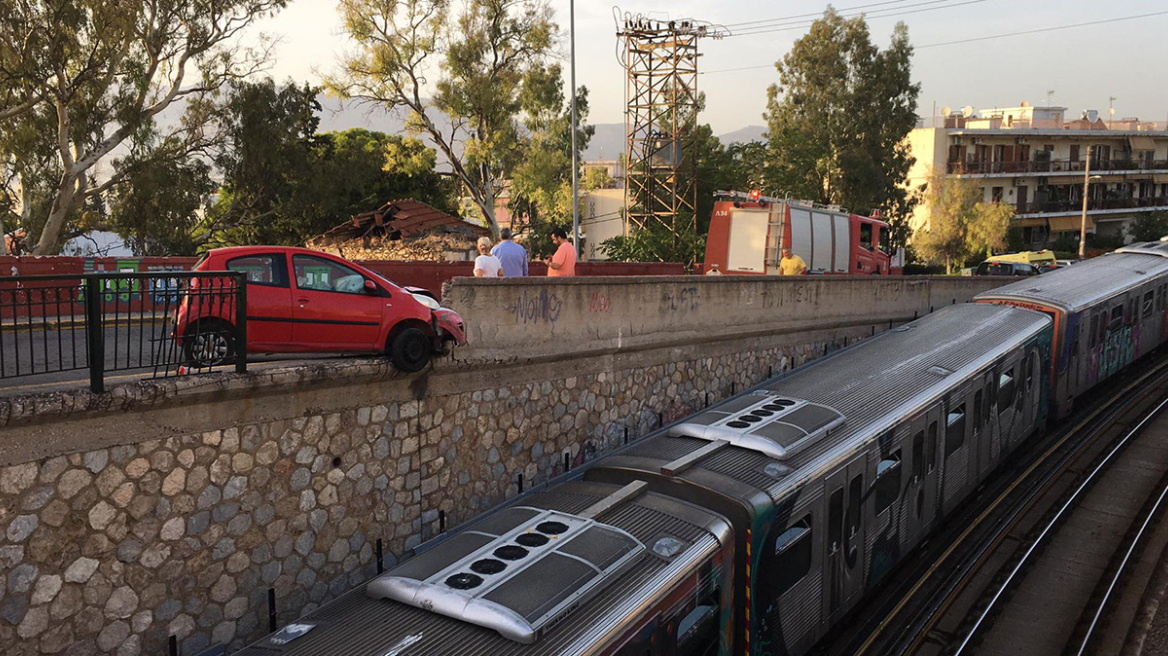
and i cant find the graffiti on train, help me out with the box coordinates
[507,289,563,325]
[1096,325,1136,378]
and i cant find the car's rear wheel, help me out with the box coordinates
[389,327,431,373]
[184,320,236,368]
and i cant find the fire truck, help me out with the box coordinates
[703,190,902,275]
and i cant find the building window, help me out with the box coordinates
[991,187,1004,203]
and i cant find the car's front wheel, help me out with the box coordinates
[183,320,236,368]
[389,327,431,373]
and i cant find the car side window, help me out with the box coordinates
[226,255,288,287]
[293,255,368,295]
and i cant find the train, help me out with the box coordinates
[235,242,1168,656]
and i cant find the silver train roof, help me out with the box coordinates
[615,302,1051,495]
[234,482,729,656]
[975,245,1168,313]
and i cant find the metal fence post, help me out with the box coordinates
[234,274,247,374]
[84,276,105,393]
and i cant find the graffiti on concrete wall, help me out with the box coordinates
[589,291,611,313]
[508,289,563,324]
[659,287,700,314]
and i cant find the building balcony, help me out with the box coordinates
[948,159,1168,175]
[1014,196,1168,216]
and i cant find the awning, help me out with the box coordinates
[1154,174,1168,184]
[1046,176,1086,185]
[1048,215,1094,232]
[1129,136,1157,151]
[1014,217,1049,228]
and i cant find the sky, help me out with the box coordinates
[251,0,1168,136]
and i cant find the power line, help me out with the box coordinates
[720,0,923,29]
[916,9,1168,48]
[728,0,985,37]
[701,9,1168,74]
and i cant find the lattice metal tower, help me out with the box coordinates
[617,14,727,238]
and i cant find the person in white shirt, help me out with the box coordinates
[473,237,504,277]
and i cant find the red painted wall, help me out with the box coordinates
[0,256,686,312]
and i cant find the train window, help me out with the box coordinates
[675,589,720,656]
[997,371,1016,413]
[927,421,938,473]
[1110,304,1124,330]
[1131,298,1139,322]
[773,515,812,595]
[973,391,983,434]
[846,474,862,559]
[828,489,843,555]
[946,405,966,457]
[874,451,902,514]
[912,431,925,481]
[1145,291,1155,317]
[1026,352,1036,390]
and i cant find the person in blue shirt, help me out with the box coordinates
[490,228,529,277]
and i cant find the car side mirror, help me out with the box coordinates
[363,279,379,294]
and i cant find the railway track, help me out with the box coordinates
[819,353,1168,656]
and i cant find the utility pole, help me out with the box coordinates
[1079,147,1091,259]
[570,0,580,258]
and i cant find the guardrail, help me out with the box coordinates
[0,271,246,393]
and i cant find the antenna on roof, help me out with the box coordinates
[961,106,975,119]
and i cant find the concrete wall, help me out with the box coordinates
[444,275,1008,363]
[0,276,1007,655]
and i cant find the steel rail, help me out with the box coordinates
[1073,408,1168,656]
[954,393,1168,655]
[851,354,1168,656]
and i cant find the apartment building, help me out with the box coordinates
[907,103,1168,248]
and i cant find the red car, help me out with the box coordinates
[176,247,466,372]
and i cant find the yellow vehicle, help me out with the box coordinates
[989,250,1057,267]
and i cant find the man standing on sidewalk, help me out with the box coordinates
[544,228,577,277]
[491,228,528,277]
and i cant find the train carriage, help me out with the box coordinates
[584,303,1051,655]
[234,481,734,656]
[975,242,1168,417]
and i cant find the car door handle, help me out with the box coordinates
[298,298,309,307]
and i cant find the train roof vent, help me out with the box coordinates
[366,507,645,644]
[667,394,845,460]
[1116,242,1168,258]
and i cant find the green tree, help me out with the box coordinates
[1128,211,1168,242]
[508,73,594,257]
[205,80,456,249]
[763,9,919,236]
[913,172,1013,273]
[328,0,558,238]
[0,0,288,254]
[108,145,215,255]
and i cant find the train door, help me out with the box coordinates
[823,457,865,625]
[994,356,1023,451]
[904,405,941,545]
[941,388,973,515]
[1140,285,1159,357]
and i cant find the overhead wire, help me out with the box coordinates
[700,9,1168,75]
[719,0,922,28]
[726,0,985,37]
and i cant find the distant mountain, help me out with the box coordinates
[313,98,766,164]
[720,125,767,144]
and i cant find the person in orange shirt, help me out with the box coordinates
[544,228,577,276]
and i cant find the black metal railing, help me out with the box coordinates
[0,271,246,393]
[1015,196,1168,215]
[948,158,1168,175]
